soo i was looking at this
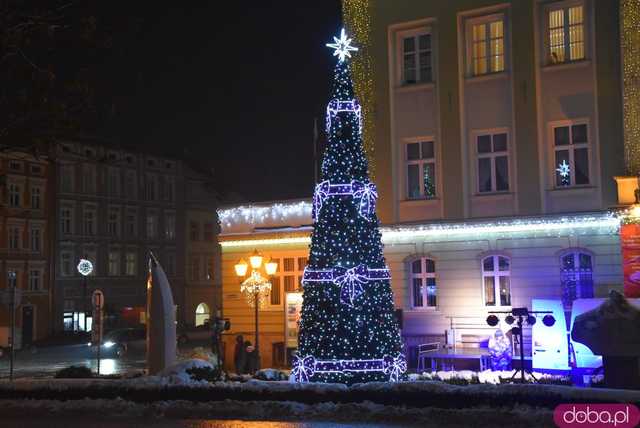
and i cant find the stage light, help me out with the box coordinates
[505,315,515,325]
[527,315,537,326]
[543,314,556,327]
[486,315,500,327]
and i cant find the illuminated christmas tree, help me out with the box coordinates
[292,29,406,384]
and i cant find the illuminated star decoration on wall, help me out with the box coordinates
[556,160,571,186]
[326,28,358,62]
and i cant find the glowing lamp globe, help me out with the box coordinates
[249,249,263,269]
[234,259,249,277]
[265,257,278,276]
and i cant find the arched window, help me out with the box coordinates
[410,258,437,308]
[561,251,593,309]
[195,303,210,327]
[482,255,511,307]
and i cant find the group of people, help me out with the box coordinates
[233,334,259,375]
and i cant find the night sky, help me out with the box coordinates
[104,2,342,203]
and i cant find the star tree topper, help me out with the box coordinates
[326,28,358,62]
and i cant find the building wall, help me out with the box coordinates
[0,151,51,348]
[368,0,624,224]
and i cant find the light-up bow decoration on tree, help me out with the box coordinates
[326,28,358,62]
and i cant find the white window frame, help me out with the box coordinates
[83,206,96,236]
[265,253,307,310]
[482,255,511,307]
[545,1,587,65]
[108,250,120,276]
[397,27,434,85]
[473,129,511,194]
[549,119,590,188]
[125,209,137,237]
[409,257,437,310]
[61,206,73,235]
[30,186,42,209]
[466,12,507,77]
[405,138,438,200]
[164,212,176,240]
[146,211,158,239]
[560,250,594,307]
[30,228,41,252]
[28,269,41,291]
[125,251,137,276]
[8,183,21,207]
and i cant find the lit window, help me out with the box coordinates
[548,4,585,64]
[476,132,509,193]
[410,258,437,308]
[401,32,432,84]
[561,251,593,309]
[125,252,137,276]
[470,17,505,76]
[268,256,306,307]
[552,122,589,187]
[482,255,511,307]
[108,251,120,276]
[406,141,436,199]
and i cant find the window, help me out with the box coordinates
[61,165,74,192]
[166,252,176,276]
[28,270,41,291]
[163,177,174,201]
[561,251,593,309]
[401,31,432,84]
[164,213,176,240]
[206,257,214,281]
[107,168,119,197]
[268,256,306,307]
[9,161,21,171]
[61,208,73,235]
[9,183,20,207]
[204,223,215,242]
[470,16,505,75]
[30,164,42,175]
[31,187,41,209]
[146,213,158,239]
[61,252,73,276]
[406,140,436,199]
[125,210,137,236]
[84,250,97,276]
[189,256,200,281]
[8,226,20,250]
[82,164,96,193]
[145,174,157,201]
[548,4,585,64]
[125,251,137,276]
[83,208,96,236]
[124,171,137,199]
[410,258,437,308]
[476,132,509,193]
[552,122,589,187]
[190,222,199,241]
[195,303,210,327]
[30,228,41,252]
[482,255,511,307]
[107,208,120,237]
[7,271,17,288]
[108,251,120,276]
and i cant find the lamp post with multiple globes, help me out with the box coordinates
[234,249,277,370]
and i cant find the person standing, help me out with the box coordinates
[233,334,246,374]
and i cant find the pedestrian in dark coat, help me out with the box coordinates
[233,334,246,374]
[244,340,258,374]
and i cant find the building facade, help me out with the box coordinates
[0,149,52,348]
[53,140,219,334]
[219,0,636,370]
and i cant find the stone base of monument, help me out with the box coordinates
[603,356,640,390]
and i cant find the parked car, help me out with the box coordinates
[177,323,212,345]
[88,328,146,358]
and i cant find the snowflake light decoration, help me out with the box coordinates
[326,28,358,62]
[556,160,571,178]
[77,258,94,276]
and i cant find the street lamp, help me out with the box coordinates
[234,250,276,371]
[77,258,93,333]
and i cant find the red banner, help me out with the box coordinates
[621,223,640,298]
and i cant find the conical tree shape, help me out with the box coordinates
[293,31,406,384]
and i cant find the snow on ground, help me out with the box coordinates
[0,397,554,427]
[409,369,571,385]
